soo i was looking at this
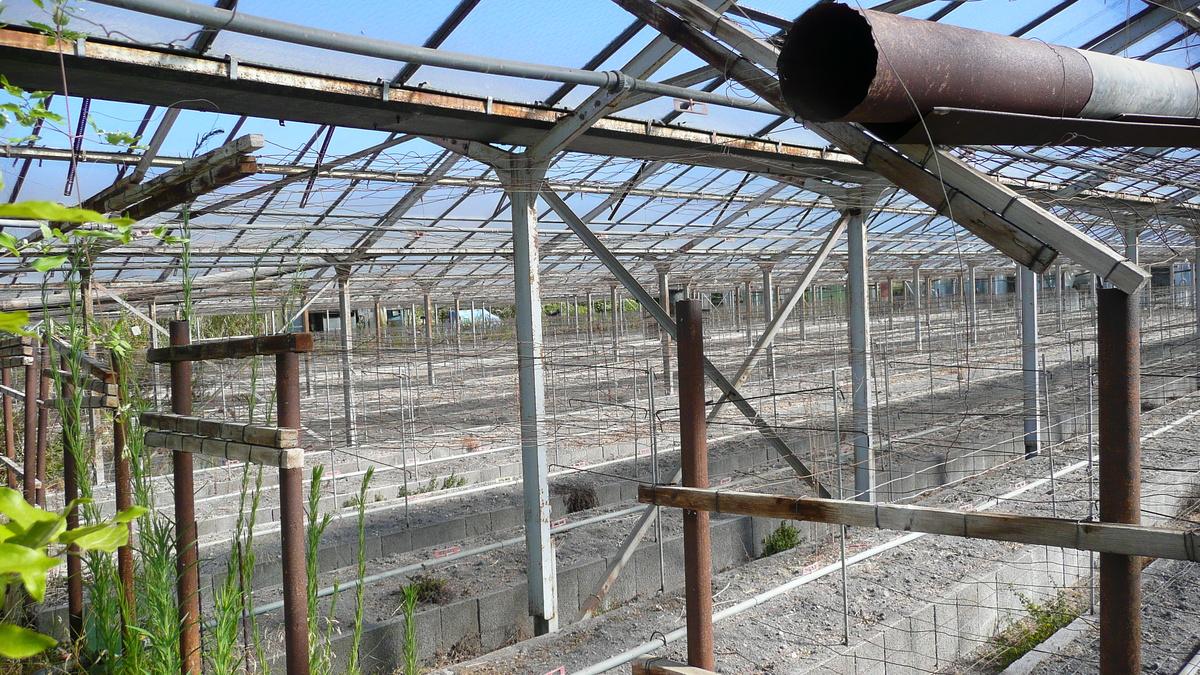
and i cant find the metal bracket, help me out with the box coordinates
[526,71,634,162]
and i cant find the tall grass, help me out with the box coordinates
[345,467,373,675]
[306,464,338,675]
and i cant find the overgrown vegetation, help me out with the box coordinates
[985,590,1085,671]
[761,522,800,557]
[398,471,468,498]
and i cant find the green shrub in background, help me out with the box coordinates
[762,522,800,557]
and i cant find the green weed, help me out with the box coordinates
[762,522,800,557]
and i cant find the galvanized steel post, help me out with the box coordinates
[1021,266,1041,458]
[847,209,874,501]
[657,266,672,394]
[1096,288,1142,675]
[676,300,714,670]
[170,320,201,675]
[510,161,557,634]
[423,290,435,385]
[761,264,776,380]
[912,266,922,351]
[337,269,358,445]
[276,349,311,675]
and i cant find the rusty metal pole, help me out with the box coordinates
[62,376,84,641]
[21,349,38,504]
[111,351,135,619]
[1096,288,1141,675]
[2,368,15,490]
[276,350,311,675]
[35,347,50,507]
[676,300,714,670]
[170,320,201,675]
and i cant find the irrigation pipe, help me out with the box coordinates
[570,401,1200,675]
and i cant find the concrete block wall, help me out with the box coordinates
[287,510,786,674]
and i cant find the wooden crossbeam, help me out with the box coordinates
[41,370,118,396]
[146,332,313,363]
[144,430,303,469]
[89,134,264,216]
[0,454,24,479]
[0,336,33,348]
[42,394,119,409]
[639,485,1200,562]
[0,356,32,369]
[139,411,299,448]
[46,337,114,382]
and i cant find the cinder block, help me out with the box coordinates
[380,530,411,557]
[463,511,492,537]
[490,506,523,531]
[556,565,580,622]
[439,598,479,651]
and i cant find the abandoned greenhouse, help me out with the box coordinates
[1,1,1199,674]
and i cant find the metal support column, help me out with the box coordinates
[454,295,462,355]
[170,321,201,675]
[337,271,358,446]
[657,266,672,394]
[912,266,922,351]
[423,290,435,385]
[1055,264,1065,332]
[676,300,714,670]
[21,352,38,503]
[587,291,595,346]
[847,209,874,501]
[1021,266,1041,459]
[610,285,619,358]
[510,162,557,635]
[761,264,775,379]
[277,349,311,675]
[1096,288,1142,675]
[967,264,977,346]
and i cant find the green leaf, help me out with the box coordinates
[57,522,128,552]
[0,201,113,224]
[0,310,30,336]
[0,487,56,529]
[113,505,148,523]
[30,255,67,273]
[0,542,59,601]
[0,622,57,658]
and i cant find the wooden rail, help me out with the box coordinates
[639,485,1200,562]
[140,411,298,448]
[146,332,313,363]
[143,430,303,469]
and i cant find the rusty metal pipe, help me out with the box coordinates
[676,300,714,670]
[3,368,15,490]
[62,377,84,641]
[276,351,310,675]
[169,320,201,675]
[20,357,36,502]
[111,351,135,620]
[779,4,1200,125]
[1096,288,1141,675]
[35,347,49,507]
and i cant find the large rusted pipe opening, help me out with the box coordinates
[777,4,877,123]
[778,3,1095,124]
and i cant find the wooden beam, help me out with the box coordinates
[633,658,718,675]
[144,430,303,469]
[639,485,1200,561]
[139,411,299,448]
[146,332,314,363]
[89,134,264,215]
